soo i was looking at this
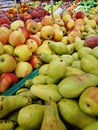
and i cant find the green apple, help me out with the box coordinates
[0,42,5,55]
[4,44,14,55]
[79,87,98,116]
[0,54,17,74]
[13,44,32,61]
[15,61,33,78]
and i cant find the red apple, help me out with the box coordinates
[0,16,12,25]
[0,29,9,45]
[75,11,85,19]
[29,34,41,46]
[31,10,39,19]
[17,26,30,40]
[0,72,18,93]
[29,55,42,69]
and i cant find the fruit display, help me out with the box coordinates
[0,1,98,130]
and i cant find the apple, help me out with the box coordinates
[37,21,43,32]
[53,28,63,42]
[53,18,64,27]
[0,72,18,93]
[0,26,11,36]
[15,61,33,78]
[61,36,69,45]
[79,87,98,116]
[41,15,53,26]
[0,42,5,55]
[0,54,17,74]
[75,11,85,19]
[0,16,12,25]
[68,28,82,43]
[13,44,32,62]
[0,29,9,45]
[24,13,32,22]
[10,20,25,31]
[29,55,42,69]
[17,26,30,40]
[29,34,41,46]
[8,30,26,47]
[74,23,84,32]
[31,10,39,19]
[62,13,72,22]
[64,18,75,31]
[26,38,38,53]
[41,25,54,40]
[4,44,14,55]
[25,19,39,34]
[53,23,61,29]
[60,26,67,35]
[94,16,98,25]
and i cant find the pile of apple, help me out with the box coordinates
[0,9,98,94]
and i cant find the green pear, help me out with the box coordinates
[72,52,79,61]
[16,88,37,99]
[36,42,52,55]
[48,41,68,55]
[0,120,15,130]
[92,46,98,58]
[66,43,75,54]
[47,57,67,83]
[78,47,93,59]
[80,54,98,76]
[71,60,81,69]
[60,54,74,66]
[41,99,67,130]
[18,104,44,130]
[79,87,98,116]
[74,37,84,51]
[30,84,62,102]
[31,74,47,85]
[39,52,59,63]
[38,64,48,75]
[8,110,19,122]
[15,126,29,130]
[65,66,85,77]
[83,122,98,130]
[0,96,32,119]
[58,98,97,129]
[58,73,98,98]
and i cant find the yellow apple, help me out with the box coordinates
[62,13,72,22]
[53,28,63,41]
[9,30,26,47]
[15,61,33,78]
[13,44,32,61]
[0,29,9,45]
[64,18,75,31]
[10,20,25,31]
[41,26,54,40]
[41,15,53,26]
[4,44,14,55]
[26,38,38,53]
[0,42,5,55]
[61,36,69,45]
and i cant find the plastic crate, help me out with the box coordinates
[0,68,39,96]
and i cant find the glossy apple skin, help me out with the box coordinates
[0,72,18,93]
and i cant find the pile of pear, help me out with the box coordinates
[1,12,98,130]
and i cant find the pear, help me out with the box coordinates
[47,57,67,83]
[8,110,19,122]
[0,96,32,119]
[83,122,98,130]
[72,52,79,61]
[58,73,98,98]
[71,60,81,69]
[60,54,74,66]
[31,74,47,85]
[41,99,67,130]
[74,37,84,51]
[92,46,98,58]
[36,41,52,55]
[65,66,85,77]
[80,54,98,76]
[38,64,49,75]
[66,43,75,54]
[58,98,97,129]
[15,126,29,130]
[48,41,68,55]
[0,120,15,130]
[16,88,37,99]
[78,47,93,59]
[18,104,44,130]
[30,84,62,102]
[39,52,59,63]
